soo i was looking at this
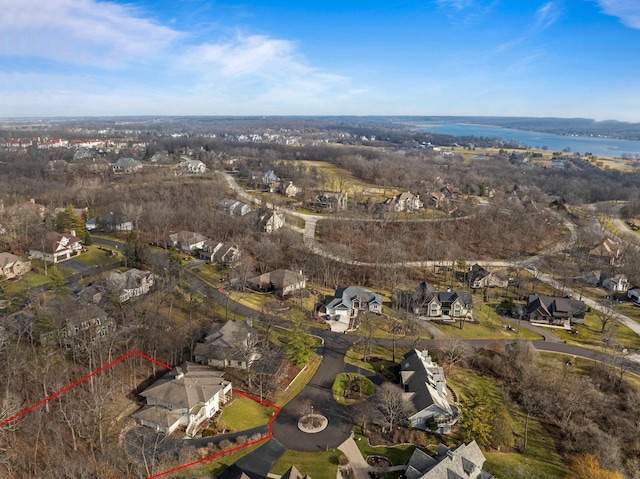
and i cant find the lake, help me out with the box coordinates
[421,123,640,158]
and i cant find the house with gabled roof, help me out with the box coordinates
[29,231,83,263]
[96,212,133,232]
[322,286,382,332]
[279,181,301,198]
[112,157,142,174]
[525,294,585,328]
[198,240,241,267]
[177,159,206,175]
[383,191,423,212]
[247,269,306,297]
[311,192,347,211]
[193,320,260,369]
[401,349,458,433]
[0,252,31,279]
[589,237,624,266]
[258,210,285,233]
[167,230,209,252]
[134,362,232,436]
[106,268,156,303]
[218,198,252,217]
[405,441,492,479]
[467,264,508,289]
[397,282,473,322]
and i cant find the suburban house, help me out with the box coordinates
[258,210,286,233]
[198,240,241,267]
[106,268,156,303]
[177,159,206,175]
[397,282,473,322]
[322,286,383,332]
[0,252,31,279]
[467,264,508,289]
[405,441,493,479]
[112,157,142,173]
[310,192,348,211]
[247,269,306,297]
[41,300,116,348]
[430,191,447,208]
[589,238,624,265]
[134,362,232,436]
[279,181,301,197]
[525,295,585,328]
[29,231,83,263]
[440,184,460,199]
[602,274,629,292]
[383,191,423,212]
[96,212,133,232]
[218,198,252,217]
[401,349,458,433]
[167,230,209,252]
[193,320,260,369]
[628,287,640,305]
[262,169,280,188]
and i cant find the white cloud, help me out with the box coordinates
[536,2,562,28]
[435,0,475,10]
[0,0,181,68]
[597,0,640,29]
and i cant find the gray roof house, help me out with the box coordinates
[112,157,142,173]
[398,282,473,322]
[198,240,241,267]
[218,198,252,217]
[167,230,209,252]
[323,286,382,332]
[106,268,156,303]
[405,441,492,479]
[467,264,508,289]
[383,191,423,212]
[401,349,458,433]
[134,362,232,436]
[193,320,260,369]
[247,269,306,297]
[525,295,585,328]
[258,210,285,233]
[0,252,31,279]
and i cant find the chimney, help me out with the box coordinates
[70,230,76,237]
[29,198,35,204]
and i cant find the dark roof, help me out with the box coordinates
[526,295,585,319]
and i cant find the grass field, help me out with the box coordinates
[448,368,569,479]
[270,450,342,479]
[274,355,322,407]
[553,311,640,351]
[219,395,274,431]
[432,301,542,341]
[74,244,122,266]
[352,426,420,465]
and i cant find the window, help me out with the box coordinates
[453,304,461,316]
[95,318,101,326]
[430,304,438,315]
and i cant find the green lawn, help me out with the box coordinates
[553,312,640,351]
[219,395,274,431]
[74,244,122,266]
[270,450,342,479]
[344,345,405,382]
[331,373,375,405]
[448,368,569,479]
[614,301,640,324]
[432,301,542,341]
[352,426,419,465]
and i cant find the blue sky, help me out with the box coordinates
[1,0,640,120]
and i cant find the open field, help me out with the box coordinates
[270,450,342,479]
[448,368,569,479]
[219,395,274,431]
[553,311,640,351]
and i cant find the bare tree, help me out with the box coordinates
[438,337,472,374]
[373,383,414,430]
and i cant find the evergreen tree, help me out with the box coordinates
[55,205,86,239]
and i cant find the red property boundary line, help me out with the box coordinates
[0,349,280,479]
[149,389,280,479]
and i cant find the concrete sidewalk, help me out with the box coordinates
[337,437,369,479]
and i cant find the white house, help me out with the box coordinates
[405,442,493,479]
[106,268,156,303]
[167,231,209,252]
[134,362,232,436]
[258,210,286,233]
[178,159,206,175]
[383,191,423,212]
[323,286,382,332]
[29,232,83,264]
[602,274,629,292]
[401,349,458,433]
[112,157,143,174]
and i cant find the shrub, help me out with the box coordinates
[338,454,350,466]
